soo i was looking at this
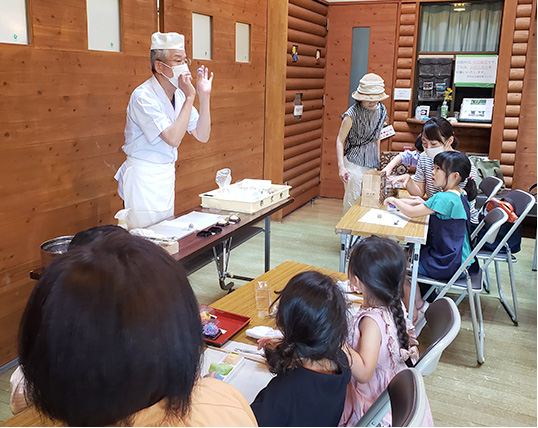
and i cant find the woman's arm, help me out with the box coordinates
[344,317,381,383]
[384,196,433,218]
[336,116,353,183]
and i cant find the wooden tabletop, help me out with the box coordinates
[210,260,348,344]
[4,260,345,427]
[335,197,429,245]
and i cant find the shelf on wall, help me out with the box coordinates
[406,118,492,129]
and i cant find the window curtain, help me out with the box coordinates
[419,2,503,52]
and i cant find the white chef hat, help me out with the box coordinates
[150,32,185,50]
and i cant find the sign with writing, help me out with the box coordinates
[454,55,498,87]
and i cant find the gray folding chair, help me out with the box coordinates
[476,189,535,325]
[414,297,461,376]
[416,208,509,364]
[477,176,504,217]
[356,368,427,427]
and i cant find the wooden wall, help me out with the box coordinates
[513,0,537,191]
[162,0,268,210]
[320,2,398,198]
[0,0,267,366]
[282,0,328,216]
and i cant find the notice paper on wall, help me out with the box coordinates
[454,55,498,87]
[358,208,410,228]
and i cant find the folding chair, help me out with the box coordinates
[356,368,426,427]
[477,176,504,217]
[413,297,461,376]
[476,189,536,325]
[417,208,509,364]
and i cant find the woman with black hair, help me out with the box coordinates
[250,271,351,427]
[389,117,479,224]
[17,233,256,427]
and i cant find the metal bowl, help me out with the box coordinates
[40,235,73,267]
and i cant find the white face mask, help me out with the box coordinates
[425,146,444,159]
[161,62,190,87]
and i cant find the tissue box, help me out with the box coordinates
[200,179,291,213]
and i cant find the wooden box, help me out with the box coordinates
[361,170,387,208]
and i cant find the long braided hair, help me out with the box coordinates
[265,271,349,376]
[348,236,410,351]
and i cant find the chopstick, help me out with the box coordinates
[206,345,266,363]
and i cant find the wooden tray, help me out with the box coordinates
[202,307,251,347]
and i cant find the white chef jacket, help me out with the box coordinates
[114,75,200,228]
[123,75,199,163]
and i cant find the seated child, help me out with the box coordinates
[250,271,351,427]
[381,134,423,176]
[339,236,434,427]
[384,151,478,320]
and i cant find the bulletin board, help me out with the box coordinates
[454,55,498,88]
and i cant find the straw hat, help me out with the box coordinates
[150,32,185,50]
[352,73,389,102]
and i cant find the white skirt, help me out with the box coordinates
[115,157,175,229]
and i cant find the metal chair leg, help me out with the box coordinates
[467,277,484,364]
[495,251,519,325]
[483,264,491,293]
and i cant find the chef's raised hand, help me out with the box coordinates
[196,65,214,96]
[178,73,196,99]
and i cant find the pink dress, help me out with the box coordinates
[339,306,434,427]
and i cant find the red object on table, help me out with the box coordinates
[203,307,251,347]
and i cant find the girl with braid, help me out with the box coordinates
[339,237,434,427]
[250,271,351,427]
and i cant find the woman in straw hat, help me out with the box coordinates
[336,73,389,213]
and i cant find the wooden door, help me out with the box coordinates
[321,3,399,198]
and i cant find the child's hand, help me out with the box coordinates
[388,173,410,188]
[384,197,396,206]
[257,338,281,350]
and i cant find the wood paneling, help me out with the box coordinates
[0,0,268,366]
[513,0,537,190]
[320,2,399,198]
[281,0,328,215]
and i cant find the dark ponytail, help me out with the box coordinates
[423,116,458,149]
[433,151,477,201]
[348,236,410,351]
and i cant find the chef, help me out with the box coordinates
[114,32,213,228]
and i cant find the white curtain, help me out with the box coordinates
[420,2,503,52]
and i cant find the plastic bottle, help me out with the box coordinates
[441,100,448,118]
[255,281,271,318]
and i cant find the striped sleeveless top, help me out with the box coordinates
[342,102,387,169]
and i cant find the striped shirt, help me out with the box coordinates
[342,102,387,169]
[413,152,479,223]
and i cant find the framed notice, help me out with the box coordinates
[454,55,498,88]
[458,98,494,123]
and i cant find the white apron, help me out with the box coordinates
[114,157,175,229]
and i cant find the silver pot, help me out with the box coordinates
[40,235,73,267]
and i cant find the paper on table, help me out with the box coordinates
[148,211,227,240]
[358,209,410,228]
[201,341,274,404]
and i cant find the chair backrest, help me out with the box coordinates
[388,368,427,427]
[479,176,504,198]
[478,176,504,215]
[477,189,535,260]
[355,368,426,427]
[414,297,461,376]
[435,208,508,297]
